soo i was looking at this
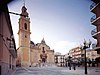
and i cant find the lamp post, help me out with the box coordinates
[80,39,91,74]
[65,58,67,67]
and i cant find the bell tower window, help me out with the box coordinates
[24,23,27,30]
[25,35,27,38]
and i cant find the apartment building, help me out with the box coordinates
[90,0,100,63]
[0,4,17,75]
[68,47,98,67]
[68,47,81,62]
[86,49,97,61]
[54,52,65,67]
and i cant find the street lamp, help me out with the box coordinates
[80,39,91,74]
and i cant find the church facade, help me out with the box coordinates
[30,39,55,66]
[16,6,55,67]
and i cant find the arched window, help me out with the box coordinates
[25,34,27,38]
[42,47,44,51]
[24,23,27,30]
[42,47,45,53]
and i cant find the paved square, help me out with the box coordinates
[13,66,100,75]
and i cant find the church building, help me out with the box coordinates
[16,6,55,67]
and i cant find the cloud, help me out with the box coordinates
[54,41,79,54]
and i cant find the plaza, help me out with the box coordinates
[0,0,100,75]
[12,66,100,75]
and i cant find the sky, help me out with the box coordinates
[8,0,95,54]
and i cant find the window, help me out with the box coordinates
[43,47,44,51]
[9,55,11,69]
[42,47,45,53]
[24,23,27,30]
[25,35,27,38]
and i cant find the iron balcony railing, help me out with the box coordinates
[91,28,97,36]
[90,2,96,10]
[91,15,96,23]
[92,43,97,49]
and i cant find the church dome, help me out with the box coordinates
[30,41,35,45]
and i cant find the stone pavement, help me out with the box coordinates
[12,66,100,75]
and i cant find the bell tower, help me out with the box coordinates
[17,6,31,66]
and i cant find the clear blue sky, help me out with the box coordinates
[8,0,95,54]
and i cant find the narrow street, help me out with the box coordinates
[13,66,100,75]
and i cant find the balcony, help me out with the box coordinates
[90,2,100,13]
[92,43,97,49]
[90,2,96,11]
[9,40,17,58]
[91,15,100,25]
[91,15,96,24]
[91,28,97,39]
[91,0,100,4]
[9,47,17,57]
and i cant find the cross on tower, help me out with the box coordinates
[23,0,25,6]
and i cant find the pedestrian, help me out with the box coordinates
[77,61,80,67]
[38,60,41,67]
[73,62,76,70]
[69,62,72,70]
